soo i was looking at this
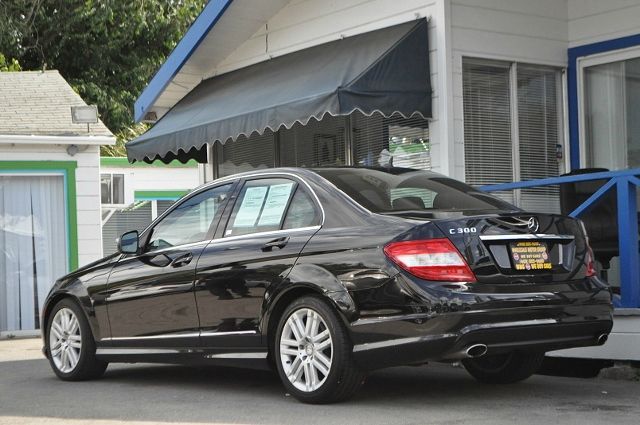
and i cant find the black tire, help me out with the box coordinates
[462,351,544,384]
[45,298,108,381]
[274,295,366,404]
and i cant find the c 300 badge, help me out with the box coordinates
[448,227,477,235]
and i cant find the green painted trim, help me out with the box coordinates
[66,166,78,271]
[101,157,198,168]
[0,161,79,271]
[134,189,189,201]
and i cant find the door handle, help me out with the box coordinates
[261,236,290,252]
[170,252,193,268]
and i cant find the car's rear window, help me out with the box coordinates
[313,168,515,213]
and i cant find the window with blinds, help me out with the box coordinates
[217,130,275,177]
[462,58,562,211]
[517,65,561,212]
[212,111,430,175]
[279,114,346,167]
[462,59,514,203]
[353,111,430,170]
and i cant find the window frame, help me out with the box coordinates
[577,45,640,168]
[100,172,126,206]
[216,174,322,240]
[461,57,566,206]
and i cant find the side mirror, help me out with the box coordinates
[117,230,139,254]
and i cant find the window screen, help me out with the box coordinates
[353,111,430,170]
[217,130,275,177]
[279,115,346,167]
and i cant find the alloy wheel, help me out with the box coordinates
[49,307,82,373]
[279,307,333,392]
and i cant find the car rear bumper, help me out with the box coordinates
[350,304,613,370]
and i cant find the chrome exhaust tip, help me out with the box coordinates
[597,334,608,345]
[466,344,488,358]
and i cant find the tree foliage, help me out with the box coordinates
[0,53,21,71]
[0,0,206,155]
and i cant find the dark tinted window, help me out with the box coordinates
[314,168,515,213]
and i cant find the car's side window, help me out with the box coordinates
[283,187,319,229]
[146,184,232,252]
[226,178,310,237]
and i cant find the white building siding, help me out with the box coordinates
[1,143,103,267]
[100,166,199,196]
[216,0,438,73]
[450,0,569,180]
[569,0,640,47]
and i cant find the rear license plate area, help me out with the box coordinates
[509,241,552,271]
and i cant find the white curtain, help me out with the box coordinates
[584,61,627,170]
[0,176,67,331]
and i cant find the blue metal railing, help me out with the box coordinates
[479,168,640,309]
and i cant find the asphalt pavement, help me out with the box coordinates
[0,338,638,425]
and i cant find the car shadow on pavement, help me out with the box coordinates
[1,359,639,425]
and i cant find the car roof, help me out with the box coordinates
[309,166,444,178]
[189,166,450,198]
[208,166,445,182]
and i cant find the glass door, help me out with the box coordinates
[578,47,640,292]
[0,175,68,332]
[581,49,640,170]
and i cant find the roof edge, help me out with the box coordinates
[134,0,234,123]
[0,134,115,145]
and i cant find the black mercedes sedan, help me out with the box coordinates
[42,167,612,403]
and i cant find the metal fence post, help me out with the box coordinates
[616,177,640,308]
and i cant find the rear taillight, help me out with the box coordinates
[384,238,476,282]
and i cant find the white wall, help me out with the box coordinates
[449,0,569,180]
[569,0,640,47]
[0,143,103,267]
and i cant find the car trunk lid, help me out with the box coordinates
[430,213,591,283]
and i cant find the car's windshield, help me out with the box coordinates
[313,168,516,213]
